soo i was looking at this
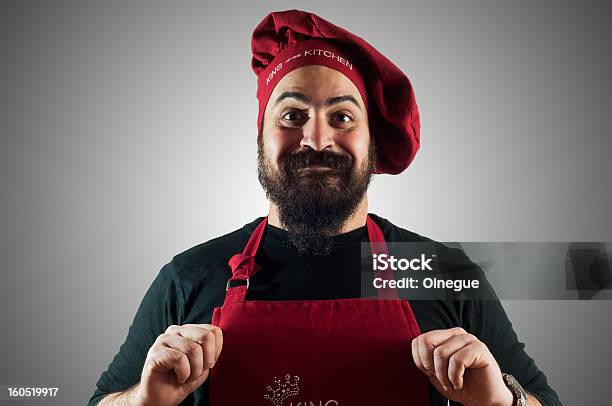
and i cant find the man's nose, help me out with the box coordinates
[300,113,334,151]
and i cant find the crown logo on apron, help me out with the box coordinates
[264,374,301,405]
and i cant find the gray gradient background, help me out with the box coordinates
[1,1,610,405]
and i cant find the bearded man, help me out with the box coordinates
[90,9,562,406]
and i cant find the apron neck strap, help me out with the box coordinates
[366,215,397,300]
[224,215,398,304]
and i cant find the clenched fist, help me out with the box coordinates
[411,327,515,406]
[134,324,223,406]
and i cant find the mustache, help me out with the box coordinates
[280,149,354,173]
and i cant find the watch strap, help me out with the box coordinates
[502,372,528,406]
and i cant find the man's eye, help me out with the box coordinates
[281,110,305,122]
[334,113,353,123]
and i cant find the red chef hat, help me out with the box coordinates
[251,9,421,175]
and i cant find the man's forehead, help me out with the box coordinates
[273,65,359,95]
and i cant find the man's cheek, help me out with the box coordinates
[270,146,295,168]
[261,147,283,173]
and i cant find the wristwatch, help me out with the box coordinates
[502,372,528,406]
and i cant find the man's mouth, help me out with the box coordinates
[299,163,334,171]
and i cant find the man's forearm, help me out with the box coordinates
[97,383,142,406]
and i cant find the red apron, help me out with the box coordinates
[210,215,430,405]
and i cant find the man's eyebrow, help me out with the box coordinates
[273,91,362,111]
[325,95,362,111]
[274,91,311,106]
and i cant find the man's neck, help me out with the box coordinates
[267,195,369,236]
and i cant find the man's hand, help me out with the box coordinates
[134,324,223,406]
[411,327,514,406]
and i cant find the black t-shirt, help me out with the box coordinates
[88,213,562,406]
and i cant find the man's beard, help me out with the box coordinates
[257,139,376,256]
